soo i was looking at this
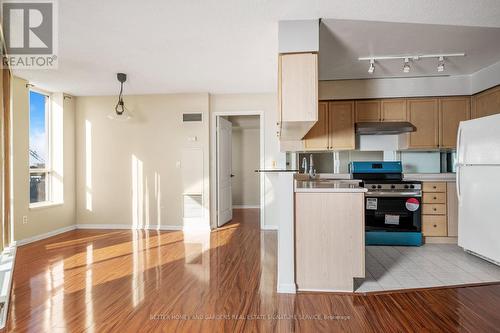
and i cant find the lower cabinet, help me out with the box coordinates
[421,181,458,241]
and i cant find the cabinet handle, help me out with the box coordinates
[433,186,437,189]
[433,196,437,200]
[434,224,437,228]
[433,208,437,211]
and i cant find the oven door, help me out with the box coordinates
[365,195,421,232]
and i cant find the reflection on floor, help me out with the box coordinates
[356,244,500,292]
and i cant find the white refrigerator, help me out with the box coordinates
[457,113,500,264]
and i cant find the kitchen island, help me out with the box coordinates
[294,180,367,292]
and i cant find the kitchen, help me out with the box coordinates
[274,19,500,294]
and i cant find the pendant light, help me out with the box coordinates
[108,73,132,121]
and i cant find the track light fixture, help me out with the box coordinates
[368,59,375,74]
[358,53,464,75]
[403,58,410,73]
[437,56,445,72]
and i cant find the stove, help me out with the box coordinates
[350,161,423,246]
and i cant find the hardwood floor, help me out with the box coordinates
[5,208,500,332]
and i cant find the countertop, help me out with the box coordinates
[295,180,367,193]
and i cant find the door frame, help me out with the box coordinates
[210,110,265,230]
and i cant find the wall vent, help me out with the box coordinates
[183,113,202,122]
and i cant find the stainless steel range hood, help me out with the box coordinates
[356,122,416,135]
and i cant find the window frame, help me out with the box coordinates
[28,88,52,206]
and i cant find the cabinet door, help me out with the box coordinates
[381,99,407,121]
[279,53,318,122]
[329,101,355,150]
[355,100,381,122]
[471,85,500,119]
[439,97,470,148]
[304,102,329,150]
[407,98,439,148]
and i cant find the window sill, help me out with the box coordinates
[29,201,64,210]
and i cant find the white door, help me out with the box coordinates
[458,165,500,263]
[217,117,233,227]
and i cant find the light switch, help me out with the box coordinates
[176,161,181,168]
[187,136,198,142]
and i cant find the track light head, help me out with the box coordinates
[403,58,410,73]
[368,59,375,74]
[437,56,445,72]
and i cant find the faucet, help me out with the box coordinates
[301,157,308,174]
[308,154,316,179]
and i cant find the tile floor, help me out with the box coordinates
[355,244,500,293]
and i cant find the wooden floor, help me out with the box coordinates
[5,209,500,332]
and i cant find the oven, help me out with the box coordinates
[364,192,421,233]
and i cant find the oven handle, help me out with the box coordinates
[365,191,422,197]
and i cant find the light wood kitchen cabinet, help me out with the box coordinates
[407,98,439,148]
[423,182,447,192]
[471,85,500,119]
[303,102,329,150]
[439,97,470,148]
[355,100,381,122]
[423,192,446,204]
[422,215,447,237]
[278,53,318,140]
[381,99,407,121]
[329,101,355,150]
[295,192,365,292]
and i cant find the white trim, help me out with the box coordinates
[277,283,297,294]
[232,205,260,209]
[16,224,77,246]
[210,110,265,230]
[297,287,352,293]
[29,201,64,210]
[261,225,279,231]
[0,246,16,329]
[76,224,183,231]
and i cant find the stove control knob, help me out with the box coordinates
[372,185,377,189]
[410,185,415,189]
[377,185,382,189]
[404,185,410,189]
[391,185,395,189]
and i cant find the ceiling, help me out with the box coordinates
[14,0,500,96]
[227,115,260,129]
[319,19,500,80]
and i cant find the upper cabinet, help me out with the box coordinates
[355,100,380,122]
[329,101,355,150]
[407,98,440,149]
[471,85,500,119]
[439,97,470,148]
[381,99,407,122]
[278,53,318,140]
[303,102,329,150]
[303,101,355,151]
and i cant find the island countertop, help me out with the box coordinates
[294,180,367,193]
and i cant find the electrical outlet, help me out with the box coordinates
[22,216,28,224]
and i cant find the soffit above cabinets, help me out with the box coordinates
[319,19,500,80]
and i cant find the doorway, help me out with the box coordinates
[211,112,264,229]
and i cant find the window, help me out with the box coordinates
[29,90,51,204]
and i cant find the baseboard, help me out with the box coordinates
[261,225,279,231]
[277,283,297,294]
[76,224,183,231]
[16,225,77,246]
[424,236,458,244]
[232,205,260,209]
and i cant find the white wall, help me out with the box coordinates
[231,127,260,207]
[75,93,210,229]
[11,77,76,241]
[210,93,284,229]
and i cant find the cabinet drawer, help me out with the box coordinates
[423,192,446,204]
[422,204,446,215]
[422,215,447,236]
[423,182,447,192]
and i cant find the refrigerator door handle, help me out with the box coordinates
[456,125,463,165]
[456,165,462,203]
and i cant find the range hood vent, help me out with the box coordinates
[356,122,416,135]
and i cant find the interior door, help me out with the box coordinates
[217,117,233,227]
